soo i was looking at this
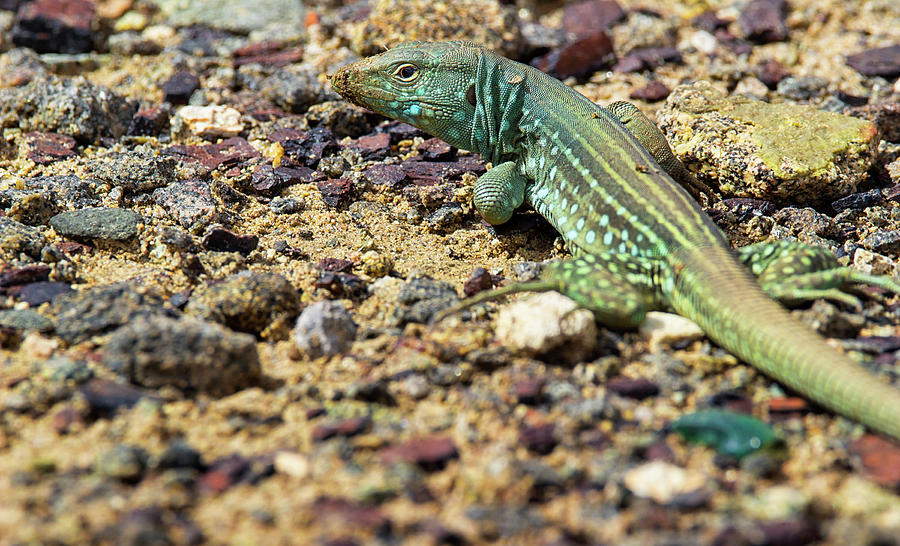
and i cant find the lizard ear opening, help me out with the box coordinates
[466,84,476,106]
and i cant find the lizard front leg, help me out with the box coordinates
[473,160,526,225]
[737,240,900,307]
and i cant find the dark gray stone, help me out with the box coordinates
[49,207,141,241]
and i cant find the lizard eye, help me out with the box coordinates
[393,63,419,82]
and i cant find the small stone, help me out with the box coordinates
[78,379,155,417]
[562,0,625,39]
[292,301,357,359]
[0,264,51,287]
[352,132,392,161]
[639,311,704,350]
[157,441,204,471]
[154,179,218,232]
[846,45,900,78]
[758,519,821,545]
[175,105,243,139]
[273,127,338,168]
[0,217,47,261]
[463,267,494,297]
[251,164,319,194]
[258,68,330,114]
[101,315,261,396]
[90,151,178,193]
[201,226,258,254]
[831,188,883,213]
[380,436,459,470]
[49,207,141,241]
[23,131,77,164]
[495,291,597,363]
[520,423,558,455]
[0,309,54,332]
[11,0,95,54]
[312,416,370,441]
[853,248,898,277]
[317,179,356,208]
[127,106,170,136]
[767,397,809,414]
[156,0,305,34]
[848,435,900,489]
[533,31,615,79]
[606,377,660,400]
[164,137,260,172]
[6,281,73,306]
[269,197,303,214]
[776,76,828,101]
[629,80,670,102]
[96,445,148,483]
[613,47,682,73]
[758,59,790,88]
[361,164,407,187]
[185,271,302,337]
[402,374,430,399]
[232,41,304,67]
[738,0,787,43]
[623,461,709,504]
[273,451,309,478]
[514,379,545,405]
[863,230,900,255]
[161,72,200,105]
[417,138,455,161]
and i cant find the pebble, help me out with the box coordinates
[89,152,178,193]
[96,445,149,483]
[639,311,704,351]
[101,315,261,396]
[127,106,170,136]
[623,461,709,504]
[848,435,900,489]
[292,301,358,359]
[77,379,157,417]
[11,0,95,54]
[156,0,305,34]
[0,309,54,332]
[738,0,787,43]
[495,291,597,363]
[273,451,309,478]
[174,105,243,139]
[0,217,48,261]
[561,0,625,39]
[259,69,331,114]
[606,377,660,400]
[157,441,204,471]
[846,45,900,78]
[853,248,898,277]
[186,271,301,337]
[533,32,615,79]
[161,72,200,105]
[49,207,141,241]
[22,131,77,164]
[520,423,558,455]
[380,436,459,470]
[201,226,258,254]
[6,281,73,306]
[629,80,671,102]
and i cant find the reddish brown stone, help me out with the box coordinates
[127,106,170,136]
[6,281,73,306]
[380,436,459,469]
[164,137,261,171]
[201,227,259,255]
[606,377,659,399]
[767,397,809,414]
[317,258,354,272]
[534,31,616,79]
[352,132,391,159]
[11,0,95,54]
[643,441,675,462]
[758,59,790,88]
[53,241,93,256]
[846,45,900,78]
[520,423,558,454]
[52,405,85,434]
[312,416,371,441]
[463,267,494,297]
[312,497,392,535]
[161,72,200,105]
[738,0,787,43]
[78,379,156,417]
[613,46,682,73]
[514,378,545,405]
[250,164,320,194]
[629,80,670,102]
[24,132,77,164]
[233,47,304,68]
[848,434,900,489]
[317,179,356,208]
[562,0,626,39]
[0,264,51,288]
[417,138,455,161]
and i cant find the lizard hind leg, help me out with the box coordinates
[737,240,900,307]
[434,253,661,330]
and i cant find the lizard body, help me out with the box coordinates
[332,41,900,440]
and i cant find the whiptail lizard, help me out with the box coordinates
[332,41,900,441]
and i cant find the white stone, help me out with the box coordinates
[639,311,704,351]
[495,292,597,363]
[624,461,708,504]
[176,105,244,138]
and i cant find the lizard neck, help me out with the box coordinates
[468,52,527,165]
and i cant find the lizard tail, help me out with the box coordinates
[670,244,900,440]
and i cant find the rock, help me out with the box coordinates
[848,435,900,490]
[102,315,261,396]
[174,105,243,139]
[629,80,671,102]
[232,41,304,68]
[273,451,309,478]
[0,75,136,143]
[22,131,77,164]
[317,179,356,208]
[11,0,95,54]
[292,301,357,359]
[186,272,301,337]
[251,164,319,194]
[623,461,709,504]
[0,309,54,332]
[613,46,682,73]
[392,277,459,325]
[853,248,899,277]
[533,32,615,79]
[562,0,626,39]
[96,445,149,483]
[157,441,204,471]
[0,217,47,262]
[272,127,338,169]
[156,0,305,34]
[21,175,98,211]
[127,106,171,136]
[639,311,704,351]
[89,152,178,193]
[50,283,170,344]
[380,436,459,470]
[153,179,219,232]
[658,81,879,204]
[312,416,371,441]
[738,0,787,43]
[305,101,378,139]
[6,281,73,306]
[0,189,58,225]
[606,377,659,400]
[463,267,493,297]
[520,423,558,455]
[201,226,258,254]
[495,291,597,363]
[741,485,811,520]
[161,71,200,104]
[49,207,141,241]
[259,69,332,114]
[78,378,156,417]
[846,45,900,78]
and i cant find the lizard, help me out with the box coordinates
[331,41,900,441]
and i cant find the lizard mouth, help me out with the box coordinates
[331,65,396,108]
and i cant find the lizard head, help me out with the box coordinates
[331,41,482,149]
